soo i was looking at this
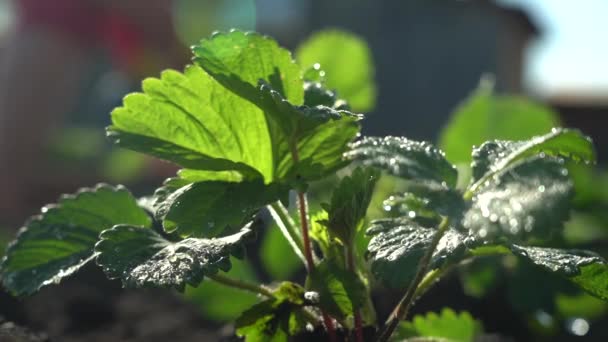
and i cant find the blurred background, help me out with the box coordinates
[0,0,606,341]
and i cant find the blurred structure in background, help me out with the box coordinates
[303,0,539,140]
[0,0,606,220]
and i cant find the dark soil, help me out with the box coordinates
[0,264,232,342]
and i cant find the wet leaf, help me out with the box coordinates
[511,245,608,300]
[296,29,376,112]
[383,185,465,225]
[303,82,348,109]
[469,128,594,188]
[1,185,151,296]
[366,219,467,288]
[95,224,252,291]
[344,136,458,188]
[463,156,573,243]
[153,179,288,237]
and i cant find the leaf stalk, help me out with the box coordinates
[297,191,337,342]
[374,217,451,342]
[208,273,274,297]
[267,201,307,265]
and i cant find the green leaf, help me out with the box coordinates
[109,32,360,185]
[309,211,345,264]
[366,219,467,288]
[438,82,560,165]
[307,260,367,322]
[510,245,608,300]
[392,308,483,342]
[320,167,380,244]
[236,282,307,341]
[462,157,573,243]
[303,82,348,109]
[1,184,151,296]
[469,128,595,188]
[153,179,288,237]
[255,83,362,182]
[192,30,304,106]
[94,224,252,291]
[107,64,271,179]
[383,185,465,225]
[345,136,458,188]
[296,29,376,112]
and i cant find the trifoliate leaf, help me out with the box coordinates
[462,157,573,243]
[392,308,483,342]
[109,31,360,185]
[469,128,595,190]
[345,136,458,188]
[94,224,252,291]
[320,167,380,244]
[192,30,304,106]
[1,184,151,296]
[438,81,560,165]
[236,282,308,342]
[366,219,467,288]
[307,260,367,322]
[296,29,376,112]
[153,179,288,237]
[511,245,608,300]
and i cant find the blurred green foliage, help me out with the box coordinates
[260,222,302,280]
[438,78,559,165]
[184,258,259,321]
[393,308,483,342]
[296,29,376,112]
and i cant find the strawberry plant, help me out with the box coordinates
[2,30,607,342]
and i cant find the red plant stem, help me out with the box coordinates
[347,247,364,342]
[297,191,315,272]
[297,191,337,342]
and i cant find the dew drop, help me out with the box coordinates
[408,211,416,219]
[489,214,498,222]
[538,185,546,193]
[535,310,553,328]
[566,318,590,336]
[478,229,488,238]
[313,63,321,70]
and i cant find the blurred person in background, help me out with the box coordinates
[0,0,186,224]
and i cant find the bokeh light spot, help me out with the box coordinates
[172,0,256,46]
